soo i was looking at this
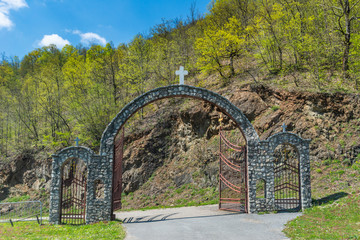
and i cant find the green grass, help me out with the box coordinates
[2,194,31,203]
[0,221,126,240]
[271,105,280,111]
[284,191,360,239]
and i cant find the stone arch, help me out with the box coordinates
[99,85,259,155]
[53,146,95,167]
[100,85,259,215]
[48,85,313,223]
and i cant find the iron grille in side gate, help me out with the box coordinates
[274,144,301,212]
[60,158,87,224]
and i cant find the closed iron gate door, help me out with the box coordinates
[112,128,124,214]
[274,144,301,211]
[60,158,87,224]
[219,130,248,212]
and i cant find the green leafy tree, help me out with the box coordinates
[119,35,151,96]
[195,16,249,83]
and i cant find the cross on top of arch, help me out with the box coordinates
[175,66,188,85]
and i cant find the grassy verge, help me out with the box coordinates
[284,191,360,239]
[0,221,126,240]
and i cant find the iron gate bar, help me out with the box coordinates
[219,131,243,151]
[219,174,242,192]
[274,163,298,173]
[275,183,299,191]
[219,153,242,171]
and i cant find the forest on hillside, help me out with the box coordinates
[0,0,359,158]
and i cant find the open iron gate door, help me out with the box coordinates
[112,128,124,216]
[219,130,248,213]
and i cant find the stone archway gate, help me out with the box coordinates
[49,85,312,224]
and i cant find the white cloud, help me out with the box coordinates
[73,30,106,46]
[0,0,28,30]
[39,34,70,49]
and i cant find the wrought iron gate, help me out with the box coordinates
[219,130,248,212]
[112,127,124,214]
[60,158,87,224]
[274,144,301,211]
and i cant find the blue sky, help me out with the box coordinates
[0,0,210,60]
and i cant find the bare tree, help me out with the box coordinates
[324,0,360,72]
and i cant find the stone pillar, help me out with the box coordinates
[299,141,312,210]
[49,155,61,224]
[248,141,276,213]
[85,154,113,223]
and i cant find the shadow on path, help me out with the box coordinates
[122,212,242,223]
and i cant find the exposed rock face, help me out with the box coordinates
[121,119,173,193]
[231,90,268,122]
[248,85,360,165]
[0,149,52,201]
[120,101,222,194]
[0,150,51,188]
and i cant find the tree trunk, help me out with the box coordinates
[342,0,351,73]
[230,55,235,77]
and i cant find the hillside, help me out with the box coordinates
[1,82,359,212]
[0,0,360,215]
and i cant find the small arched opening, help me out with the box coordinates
[94,179,105,199]
[256,179,266,199]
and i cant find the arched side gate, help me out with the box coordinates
[60,158,87,224]
[274,144,301,211]
[266,132,311,214]
[219,130,248,212]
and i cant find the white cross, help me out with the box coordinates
[282,123,287,132]
[75,137,80,146]
[175,66,188,85]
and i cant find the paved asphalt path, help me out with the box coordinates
[115,205,301,240]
